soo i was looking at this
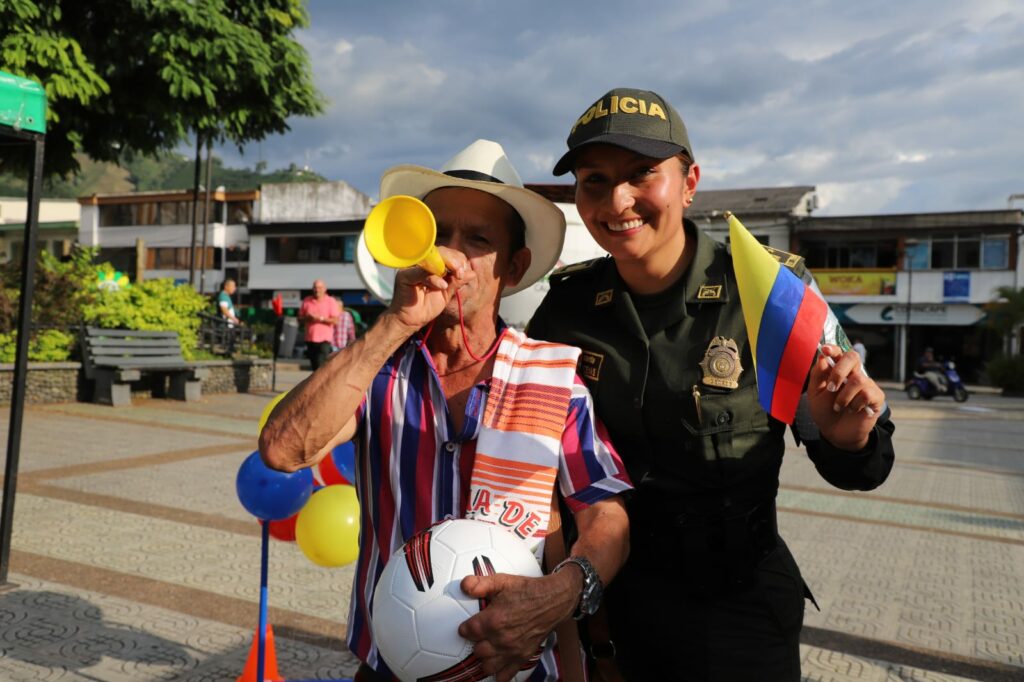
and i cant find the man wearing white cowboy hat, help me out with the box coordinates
[260,139,631,682]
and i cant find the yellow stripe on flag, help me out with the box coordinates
[726,211,781,370]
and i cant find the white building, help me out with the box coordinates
[76,188,257,294]
[794,210,1023,381]
[246,181,373,306]
[0,196,80,263]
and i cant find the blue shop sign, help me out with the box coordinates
[943,271,969,302]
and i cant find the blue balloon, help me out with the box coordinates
[331,442,356,483]
[236,451,314,521]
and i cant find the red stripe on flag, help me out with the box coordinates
[770,287,828,423]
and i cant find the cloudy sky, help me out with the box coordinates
[215,0,1024,216]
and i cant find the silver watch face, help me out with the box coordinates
[581,573,602,615]
[568,556,602,617]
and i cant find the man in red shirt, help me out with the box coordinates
[298,279,341,370]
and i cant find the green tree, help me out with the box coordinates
[0,0,325,178]
[0,246,100,333]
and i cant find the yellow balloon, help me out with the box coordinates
[295,484,360,568]
[258,391,289,436]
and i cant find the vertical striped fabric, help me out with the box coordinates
[728,212,828,424]
[345,327,631,680]
[470,329,582,557]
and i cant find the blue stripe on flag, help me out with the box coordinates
[756,267,807,413]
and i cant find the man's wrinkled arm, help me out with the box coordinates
[258,313,415,472]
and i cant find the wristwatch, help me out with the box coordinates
[553,555,603,620]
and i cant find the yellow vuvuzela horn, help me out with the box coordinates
[363,195,447,277]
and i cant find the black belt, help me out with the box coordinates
[629,498,779,595]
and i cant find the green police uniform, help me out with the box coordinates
[529,221,895,680]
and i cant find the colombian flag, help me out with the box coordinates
[727,212,827,424]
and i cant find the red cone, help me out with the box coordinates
[236,623,284,682]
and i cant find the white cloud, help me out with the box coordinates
[211,0,1024,213]
[815,179,910,215]
[333,39,353,57]
[525,152,556,177]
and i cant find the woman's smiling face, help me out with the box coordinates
[573,144,698,266]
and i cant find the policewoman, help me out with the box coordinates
[528,88,895,680]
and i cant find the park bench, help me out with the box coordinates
[81,327,210,407]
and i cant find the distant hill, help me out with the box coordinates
[0,153,326,198]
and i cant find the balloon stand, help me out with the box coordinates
[239,521,354,682]
[244,402,358,681]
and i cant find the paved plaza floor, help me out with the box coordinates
[0,371,1022,681]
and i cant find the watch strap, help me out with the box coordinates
[553,555,602,620]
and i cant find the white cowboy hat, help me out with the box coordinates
[372,139,566,297]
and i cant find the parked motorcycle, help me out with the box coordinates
[906,360,969,402]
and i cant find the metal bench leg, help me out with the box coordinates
[169,374,202,402]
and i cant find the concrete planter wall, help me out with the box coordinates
[0,358,273,405]
[0,362,83,404]
[191,359,273,394]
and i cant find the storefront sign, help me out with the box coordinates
[845,303,985,326]
[813,270,896,296]
[943,271,970,302]
[274,289,302,308]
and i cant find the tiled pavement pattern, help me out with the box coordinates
[0,372,1022,680]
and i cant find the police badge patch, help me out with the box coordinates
[699,337,743,389]
[580,350,605,382]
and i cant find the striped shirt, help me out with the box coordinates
[346,328,632,680]
[334,310,357,349]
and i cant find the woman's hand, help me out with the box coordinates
[806,344,884,451]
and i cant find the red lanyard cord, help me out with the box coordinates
[419,289,504,365]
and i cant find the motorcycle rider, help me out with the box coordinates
[915,347,946,393]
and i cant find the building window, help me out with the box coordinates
[99,204,135,227]
[904,240,929,270]
[981,235,1009,269]
[264,235,359,264]
[225,244,249,263]
[803,239,899,268]
[158,201,194,225]
[955,236,980,269]
[903,233,1009,270]
[225,265,249,288]
[100,200,220,227]
[227,201,253,224]
[930,238,954,269]
[9,239,62,263]
[146,247,220,270]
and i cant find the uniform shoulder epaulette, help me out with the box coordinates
[762,245,807,278]
[549,257,603,284]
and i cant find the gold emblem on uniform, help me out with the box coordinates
[580,350,605,382]
[699,336,743,389]
[763,245,803,269]
[594,289,614,306]
[696,284,722,300]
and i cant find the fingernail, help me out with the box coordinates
[833,402,841,413]
[827,382,837,393]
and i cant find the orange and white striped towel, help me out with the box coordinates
[466,327,580,558]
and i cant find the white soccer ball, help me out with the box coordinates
[371,518,544,682]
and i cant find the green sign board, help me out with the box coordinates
[0,70,46,135]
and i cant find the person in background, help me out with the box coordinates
[333,302,357,351]
[916,347,946,391]
[299,279,341,370]
[529,87,895,681]
[217,278,241,326]
[852,337,868,366]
